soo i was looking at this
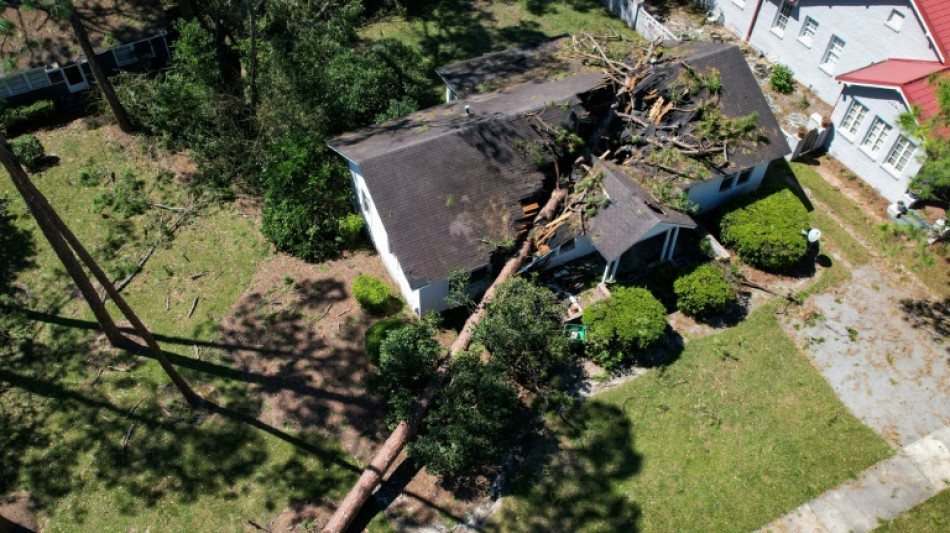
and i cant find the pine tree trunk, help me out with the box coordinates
[0,133,202,408]
[321,188,569,533]
[68,13,134,133]
[0,139,123,346]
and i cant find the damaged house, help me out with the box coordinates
[328,40,790,316]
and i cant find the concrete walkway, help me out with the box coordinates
[757,426,950,532]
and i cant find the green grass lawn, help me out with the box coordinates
[878,489,950,532]
[492,303,892,532]
[361,0,642,98]
[790,162,949,298]
[0,123,391,532]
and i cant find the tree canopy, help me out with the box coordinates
[900,75,950,203]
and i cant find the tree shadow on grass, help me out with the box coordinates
[488,400,642,532]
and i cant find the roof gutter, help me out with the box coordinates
[745,0,765,42]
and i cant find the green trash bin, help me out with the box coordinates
[563,324,587,343]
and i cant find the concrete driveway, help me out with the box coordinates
[781,264,950,448]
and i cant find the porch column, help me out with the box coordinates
[659,228,673,261]
[665,227,681,261]
[602,258,619,284]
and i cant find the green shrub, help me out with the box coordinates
[2,100,57,132]
[720,189,809,271]
[353,274,391,315]
[10,135,46,171]
[365,317,407,366]
[582,286,667,369]
[770,64,794,95]
[260,136,361,261]
[673,263,738,319]
[370,320,442,426]
[407,352,523,476]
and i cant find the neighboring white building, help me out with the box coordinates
[328,42,789,315]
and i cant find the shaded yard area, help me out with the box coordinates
[0,121,393,532]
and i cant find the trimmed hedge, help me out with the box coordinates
[3,100,57,133]
[720,189,809,271]
[11,135,45,172]
[365,317,407,366]
[674,263,738,319]
[353,274,390,314]
[582,286,667,369]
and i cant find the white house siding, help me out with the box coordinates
[344,161,427,314]
[539,235,600,270]
[711,0,758,41]
[744,1,938,105]
[686,162,769,213]
[828,85,923,202]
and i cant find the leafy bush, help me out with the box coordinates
[260,136,363,261]
[720,189,809,271]
[770,65,794,95]
[407,352,523,476]
[93,170,146,218]
[352,274,391,315]
[365,317,406,365]
[2,99,57,133]
[473,277,570,391]
[673,263,738,318]
[371,320,442,426]
[10,135,45,171]
[582,286,667,369]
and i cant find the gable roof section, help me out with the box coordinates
[585,161,696,262]
[435,36,569,99]
[837,58,950,119]
[328,72,605,289]
[912,0,950,63]
[656,41,791,175]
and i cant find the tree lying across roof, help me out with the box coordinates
[554,34,780,211]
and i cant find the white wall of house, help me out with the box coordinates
[741,1,938,105]
[828,85,923,202]
[711,0,758,40]
[344,161,429,314]
[537,235,599,270]
[687,162,769,213]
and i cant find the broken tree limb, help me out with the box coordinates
[321,187,569,533]
[147,202,189,212]
[187,297,199,318]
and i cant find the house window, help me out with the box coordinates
[883,135,916,173]
[46,69,64,84]
[798,17,819,47]
[719,175,734,192]
[772,1,794,36]
[839,100,869,137]
[886,10,905,32]
[861,117,893,158]
[736,168,753,186]
[360,190,370,212]
[820,35,845,74]
[113,40,155,67]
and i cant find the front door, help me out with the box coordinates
[62,62,89,93]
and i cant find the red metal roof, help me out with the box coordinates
[837,59,949,120]
[914,0,950,63]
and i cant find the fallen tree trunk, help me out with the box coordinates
[322,188,568,533]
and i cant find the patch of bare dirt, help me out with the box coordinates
[219,250,480,530]
[0,491,40,533]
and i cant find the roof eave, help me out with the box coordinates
[909,0,948,64]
